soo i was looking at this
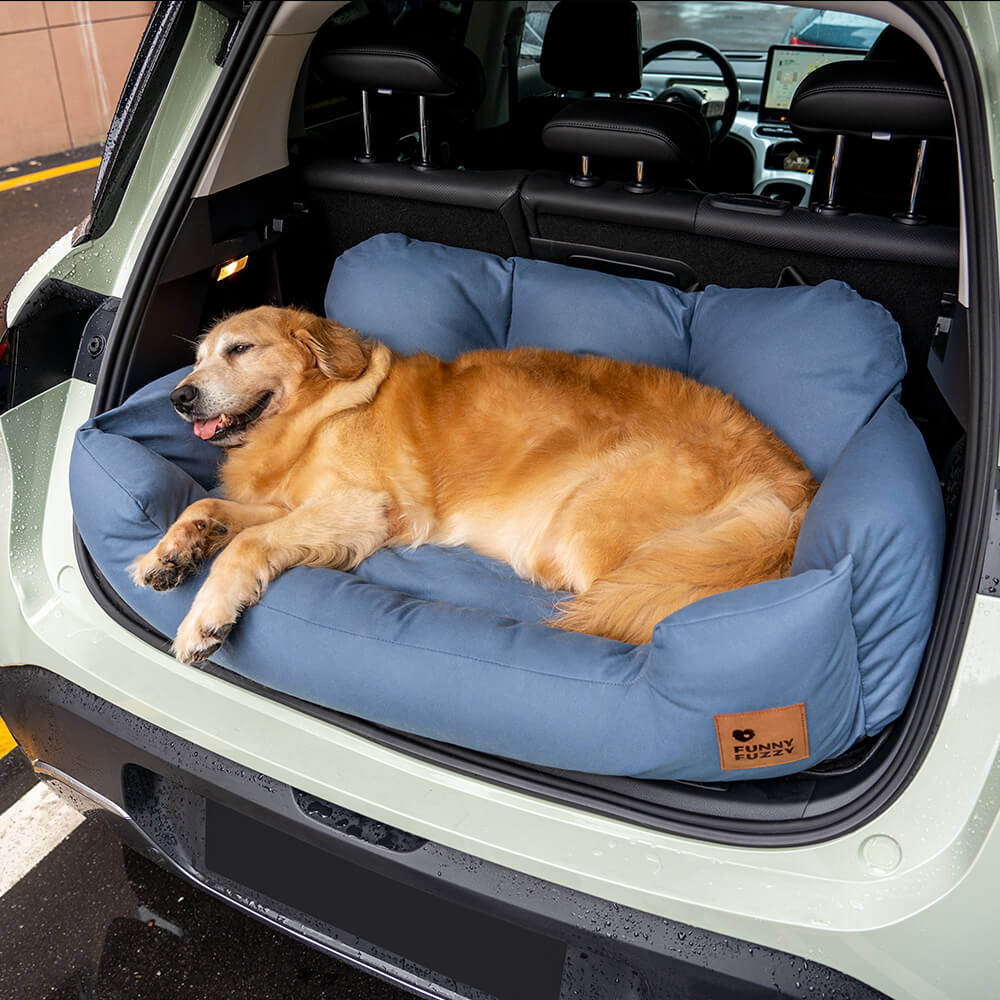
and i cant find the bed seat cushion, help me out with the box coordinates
[70,235,944,781]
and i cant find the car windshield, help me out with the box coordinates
[524,2,887,58]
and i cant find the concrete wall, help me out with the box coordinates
[0,1,154,166]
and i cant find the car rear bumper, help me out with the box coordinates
[0,664,886,1000]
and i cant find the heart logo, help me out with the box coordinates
[732,729,755,742]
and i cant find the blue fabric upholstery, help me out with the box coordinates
[70,235,945,781]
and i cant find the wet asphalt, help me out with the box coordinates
[0,154,411,1000]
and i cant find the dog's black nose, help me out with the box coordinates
[170,384,199,413]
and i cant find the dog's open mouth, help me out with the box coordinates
[192,392,273,441]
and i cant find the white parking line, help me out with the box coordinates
[0,782,84,896]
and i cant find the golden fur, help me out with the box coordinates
[132,306,818,664]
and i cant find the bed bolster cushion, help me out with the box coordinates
[792,396,945,734]
[688,281,905,480]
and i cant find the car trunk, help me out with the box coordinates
[71,0,987,846]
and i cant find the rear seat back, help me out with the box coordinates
[302,157,530,260]
[518,169,957,467]
[296,38,531,296]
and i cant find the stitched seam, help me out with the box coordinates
[798,83,944,99]
[830,552,866,733]
[255,600,647,687]
[345,47,437,70]
[549,121,682,157]
[507,256,519,347]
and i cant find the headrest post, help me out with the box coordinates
[356,89,376,164]
[570,153,601,188]
[893,138,930,226]
[813,133,847,216]
[624,158,656,195]
[415,94,435,170]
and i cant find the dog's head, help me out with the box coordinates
[170,306,371,447]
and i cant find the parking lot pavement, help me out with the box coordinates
[0,153,412,1000]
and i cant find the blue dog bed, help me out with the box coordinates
[69,234,944,781]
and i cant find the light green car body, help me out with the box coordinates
[3,3,1000,996]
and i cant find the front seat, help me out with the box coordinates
[514,0,643,167]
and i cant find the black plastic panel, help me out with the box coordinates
[695,199,958,267]
[5,279,110,410]
[207,800,566,1000]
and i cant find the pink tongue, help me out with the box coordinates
[193,416,224,440]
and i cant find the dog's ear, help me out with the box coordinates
[293,316,371,381]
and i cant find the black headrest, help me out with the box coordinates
[540,1,642,94]
[320,37,485,108]
[788,60,953,140]
[542,98,710,174]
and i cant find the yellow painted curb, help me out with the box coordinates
[0,717,15,757]
[0,156,101,193]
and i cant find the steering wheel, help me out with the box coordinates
[641,38,740,145]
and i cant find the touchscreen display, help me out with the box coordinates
[759,45,866,123]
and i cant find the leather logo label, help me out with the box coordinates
[714,703,809,770]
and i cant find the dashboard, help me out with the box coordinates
[638,45,865,206]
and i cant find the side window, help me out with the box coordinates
[517,1,555,101]
[87,2,196,242]
[519,3,554,64]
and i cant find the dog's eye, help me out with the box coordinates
[228,343,253,356]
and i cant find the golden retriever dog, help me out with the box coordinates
[132,306,817,664]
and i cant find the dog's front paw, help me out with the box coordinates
[171,567,258,664]
[130,518,227,591]
[131,548,197,592]
[172,616,235,665]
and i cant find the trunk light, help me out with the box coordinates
[215,256,249,281]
